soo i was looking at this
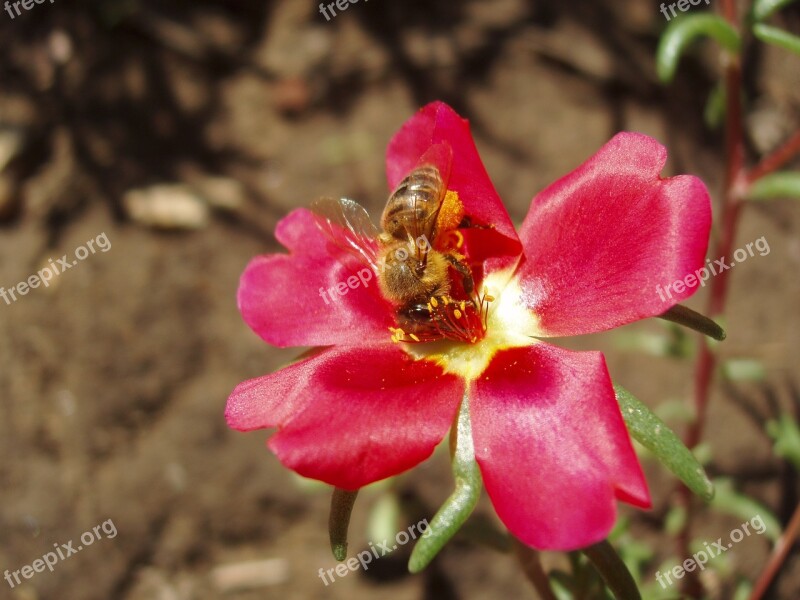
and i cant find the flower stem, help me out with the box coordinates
[675,4,800,596]
[658,304,726,341]
[582,540,642,600]
[746,129,800,183]
[513,539,558,600]
[408,391,482,573]
[748,501,800,600]
[677,0,743,596]
[329,488,359,561]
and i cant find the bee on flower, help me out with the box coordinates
[226,101,711,551]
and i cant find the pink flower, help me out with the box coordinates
[226,102,711,550]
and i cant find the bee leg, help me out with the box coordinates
[457,216,494,230]
[443,253,474,295]
[392,301,439,343]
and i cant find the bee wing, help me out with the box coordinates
[409,142,454,263]
[310,197,381,273]
[417,142,453,195]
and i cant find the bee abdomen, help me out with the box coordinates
[382,166,444,234]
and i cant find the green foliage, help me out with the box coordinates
[733,579,754,600]
[550,552,615,600]
[754,23,800,56]
[659,305,726,341]
[752,0,799,22]
[665,504,688,535]
[657,14,741,83]
[408,393,482,572]
[613,322,694,359]
[367,492,401,549]
[329,488,359,561]
[582,541,642,600]
[612,532,653,588]
[767,415,800,470]
[654,398,695,424]
[747,171,800,200]
[615,385,714,500]
[721,358,766,381]
[709,478,783,542]
[704,82,727,129]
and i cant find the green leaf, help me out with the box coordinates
[617,539,654,588]
[752,0,799,22]
[704,81,726,129]
[721,358,766,381]
[767,415,800,470]
[709,478,783,542]
[747,171,800,200]
[329,488,359,561]
[753,23,800,55]
[366,492,401,548]
[733,580,754,600]
[550,570,578,600]
[614,385,714,500]
[657,14,741,83]
[408,392,482,572]
[691,441,713,465]
[613,330,673,357]
[665,504,688,535]
[654,398,695,424]
[658,304,726,341]
[582,540,642,600]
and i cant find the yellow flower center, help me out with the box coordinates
[406,269,543,381]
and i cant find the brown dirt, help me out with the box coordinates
[1,1,799,599]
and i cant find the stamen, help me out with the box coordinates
[430,297,439,308]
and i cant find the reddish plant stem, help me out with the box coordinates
[676,3,800,596]
[721,0,736,21]
[748,502,800,600]
[677,1,744,597]
[746,129,800,183]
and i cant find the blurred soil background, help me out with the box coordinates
[1,0,799,598]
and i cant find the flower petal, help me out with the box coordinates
[387,101,522,275]
[226,348,329,432]
[471,343,650,551]
[229,344,464,490]
[238,209,394,348]
[517,132,711,337]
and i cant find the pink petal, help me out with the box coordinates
[226,348,328,432]
[471,344,650,551]
[228,345,464,490]
[387,101,522,275]
[517,132,711,337]
[238,209,394,348]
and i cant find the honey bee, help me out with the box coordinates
[311,143,490,343]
